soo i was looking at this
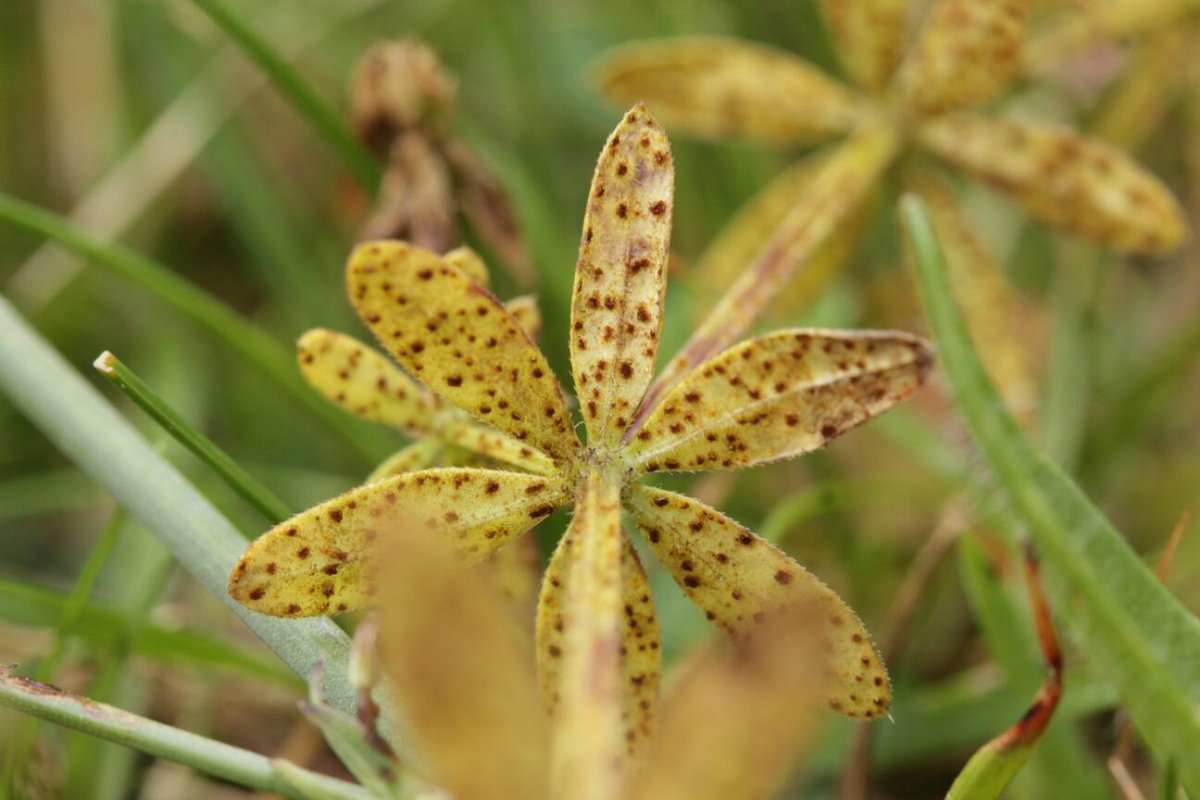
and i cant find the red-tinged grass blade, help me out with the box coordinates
[437,420,559,476]
[818,0,907,93]
[911,172,1039,425]
[347,242,579,465]
[366,439,444,482]
[504,295,543,342]
[629,614,827,800]
[297,329,439,436]
[693,152,868,324]
[919,113,1188,254]
[537,528,662,761]
[571,105,674,451]
[633,126,899,430]
[625,329,932,474]
[895,0,1029,115]
[228,468,568,617]
[625,486,891,719]
[545,472,628,800]
[946,546,1062,800]
[592,38,870,145]
[377,527,549,800]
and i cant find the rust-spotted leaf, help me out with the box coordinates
[348,242,579,464]
[896,0,1029,115]
[627,329,932,474]
[919,113,1188,254]
[298,328,438,435]
[818,0,906,93]
[572,105,673,450]
[594,38,869,145]
[228,468,567,616]
[626,486,891,718]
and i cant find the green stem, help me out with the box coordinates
[188,0,381,191]
[0,191,390,463]
[0,293,356,714]
[0,669,369,800]
[96,351,292,524]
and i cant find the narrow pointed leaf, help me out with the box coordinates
[636,126,899,426]
[229,468,567,616]
[626,486,891,719]
[298,329,438,435]
[919,113,1188,254]
[593,38,869,145]
[545,472,627,800]
[347,241,579,464]
[819,0,907,93]
[694,152,866,323]
[538,529,662,761]
[571,105,673,450]
[911,172,1039,423]
[627,329,932,474]
[630,615,826,800]
[437,420,558,475]
[366,440,444,482]
[896,0,1029,115]
[377,527,548,800]
[904,196,1200,793]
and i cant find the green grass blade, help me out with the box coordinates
[0,669,370,800]
[903,195,1200,794]
[0,191,390,463]
[0,293,355,713]
[187,0,380,191]
[96,351,292,523]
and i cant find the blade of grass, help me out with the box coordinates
[95,351,292,523]
[0,293,355,714]
[0,192,391,464]
[0,668,370,800]
[187,0,380,191]
[903,195,1200,794]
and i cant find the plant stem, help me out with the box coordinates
[188,0,381,192]
[0,669,370,800]
[96,351,293,524]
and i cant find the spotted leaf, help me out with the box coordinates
[504,295,543,341]
[818,0,907,93]
[228,468,567,616]
[348,242,579,464]
[626,486,891,719]
[629,613,826,800]
[896,0,1029,115]
[538,526,661,761]
[443,245,491,287]
[1023,0,1194,76]
[571,105,673,450]
[297,328,438,436]
[919,113,1188,254]
[593,38,869,145]
[377,527,548,800]
[438,419,558,475]
[627,329,932,474]
[367,439,444,482]
[693,151,868,324]
[545,472,627,800]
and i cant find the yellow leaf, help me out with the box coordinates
[818,0,907,93]
[443,245,490,287]
[348,241,580,464]
[896,0,1029,115]
[504,294,543,341]
[1023,0,1195,75]
[228,468,567,616]
[545,471,627,800]
[629,613,826,800]
[572,105,673,451]
[639,126,899,425]
[919,113,1189,253]
[297,328,438,436]
[693,151,867,324]
[627,329,932,474]
[593,38,869,145]
[438,419,558,475]
[376,526,548,800]
[367,439,444,481]
[537,527,661,761]
[625,486,892,719]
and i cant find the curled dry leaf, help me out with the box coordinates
[919,113,1188,253]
